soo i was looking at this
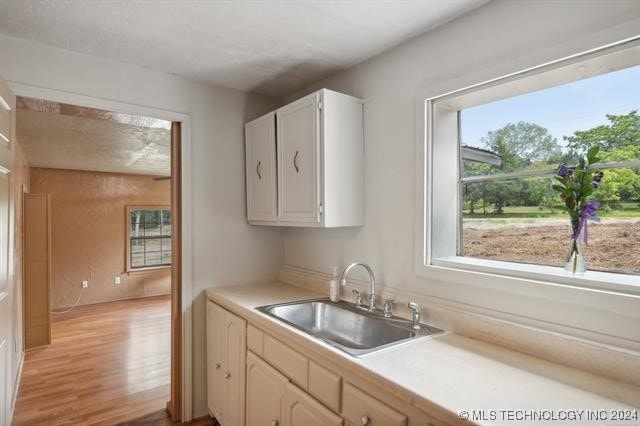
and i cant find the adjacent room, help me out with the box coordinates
[0,1,638,426]
[12,98,175,425]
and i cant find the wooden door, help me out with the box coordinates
[23,194,51,350]
[277,93,321,224]
[0,75,15,426]
[246,351,288,426]
[283,382,343,426]
[206,301,226,421]
[245,112,278,222]
[224,309,247,426]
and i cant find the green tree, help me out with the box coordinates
[599,145,640,204]
[564,110,640,155]
[481,122,563,171]
[477,122,562,213]
[564,112,640,205]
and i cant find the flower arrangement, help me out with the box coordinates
[552,147,603,274]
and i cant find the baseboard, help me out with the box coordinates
[279,264,640,386]
[10,350,24,422]
[52,293,171,312]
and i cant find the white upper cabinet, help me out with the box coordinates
[245,89,364,227]
[277,92,321,224]
[245,112,278,222]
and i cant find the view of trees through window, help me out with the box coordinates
[460,65,639,275]
[130,208,172,269]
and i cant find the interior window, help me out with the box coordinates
[129,207,172,269]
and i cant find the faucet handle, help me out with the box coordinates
[382,298,397,317]
[352,289,363,306]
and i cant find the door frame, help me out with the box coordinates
[8,82,194,421]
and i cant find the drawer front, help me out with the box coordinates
[247,324,265,356]
[342,382,407,426]
[264,334,309,390]
[308,361,341,413]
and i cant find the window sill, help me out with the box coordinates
[431,256,639,296]
[126,265,172,275]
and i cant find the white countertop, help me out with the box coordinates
[206,282,640,425]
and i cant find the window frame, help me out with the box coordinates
[416,37,640,295]
[125,205,172,272]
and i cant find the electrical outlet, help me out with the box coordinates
[82,280,89,288]
[114,276,121,285]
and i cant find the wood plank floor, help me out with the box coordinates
[12,295,173,425]
[117,411,218,426]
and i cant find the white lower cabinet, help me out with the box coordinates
[283,382,343,426]
[207,301,439,426]
[342,382,407,426]
[207,301,247,426]
[246,351,288,426]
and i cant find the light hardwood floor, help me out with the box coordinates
[12,295,173,425]
[117,410,218,426]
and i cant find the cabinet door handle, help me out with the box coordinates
[214,363,221,370]
[256,160,262,180]
[293,150,299,173]
[224,372,231,379]
[361,415,370,425]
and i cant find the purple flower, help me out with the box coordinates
[557,163,574,177]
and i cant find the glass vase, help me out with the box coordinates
[564,238,586,275]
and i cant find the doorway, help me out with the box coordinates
[11,94,188,423]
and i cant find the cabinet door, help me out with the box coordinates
[246,352,288,426]
[245,112,278,222]
[342,382,407,426]
[277,93,321,223]
[224,310,247,426]
[283,382,343,426]
[206,301,226,421]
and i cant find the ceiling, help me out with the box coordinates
[17,97,171,176]
[0,0,488,96]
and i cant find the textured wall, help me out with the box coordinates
[29,168,171,309]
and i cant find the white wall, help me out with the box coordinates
[0,35,284,416]
[283,1,640,346]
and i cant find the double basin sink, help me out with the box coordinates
[257,299,443,357]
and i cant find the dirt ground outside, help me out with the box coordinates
[463,219,640,275]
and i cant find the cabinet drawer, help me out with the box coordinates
[308,361,341,413]
[342,382,407,426]
[247,324,264,356]
[264,334,309,390]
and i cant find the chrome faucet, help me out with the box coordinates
[341,262,377,311]
[408,302,421,330]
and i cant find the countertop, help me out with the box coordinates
[207,282,640,425]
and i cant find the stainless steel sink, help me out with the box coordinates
[256,299,443,357]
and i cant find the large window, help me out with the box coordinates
[427,40,639,283]
[127,206,171,270]
[460,66,639,275]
